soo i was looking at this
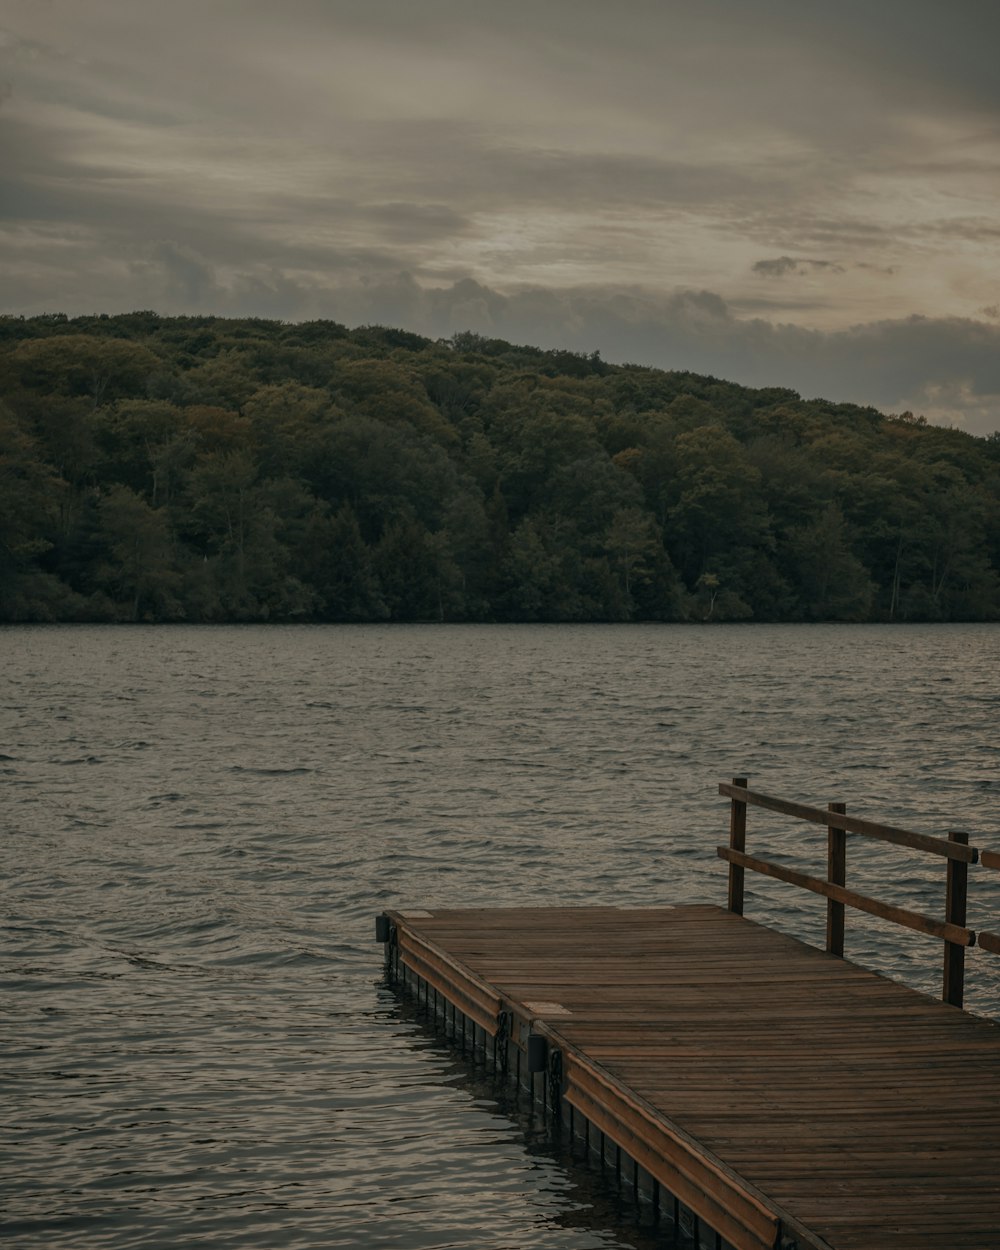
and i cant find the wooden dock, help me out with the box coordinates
[377,784,1000,1250]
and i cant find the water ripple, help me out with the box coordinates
[2,622,999,1248]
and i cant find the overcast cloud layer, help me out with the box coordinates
[3,0,1000,434]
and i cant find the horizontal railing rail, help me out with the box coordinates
[717,847,975,946]
[718,782,978,863]
[717,778,999,1010]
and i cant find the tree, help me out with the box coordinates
[243,382,336,477]
[94,399,194,506]
[439,486,496,618]
[0,406,66,615]
[784,504,875,620]
[305,503,386,621]
[308,414,463,540]
[1,311,999,624]
[94,485,181,620]
[666,425,773,604]
[12,336,160,406]
[497,516,586,621]
[182,349,260,410]
[373,512,459,621]
[334,358,458,445]
[603,508,672,619]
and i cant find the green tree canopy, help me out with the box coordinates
[0,311,997,623]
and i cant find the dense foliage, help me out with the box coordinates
[1,311,998,623]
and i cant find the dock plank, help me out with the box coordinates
[384,904,1000,1250]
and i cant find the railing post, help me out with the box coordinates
[727,776,748,915]
[826,802,847,957]
[943,830,969,1008]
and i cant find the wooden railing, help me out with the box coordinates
[979,848,1000,957]
[717,778,1000,1010]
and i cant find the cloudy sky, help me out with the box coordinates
[3,0,1000,434]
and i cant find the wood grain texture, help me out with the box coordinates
[386,904,1000,1250]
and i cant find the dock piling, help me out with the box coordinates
[944,829,969,1007]
[825,802,846,957]
[726,776,748,915]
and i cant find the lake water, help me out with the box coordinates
[3,623,999,1248]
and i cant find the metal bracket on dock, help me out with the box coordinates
[774,1224,799,1250]
[375,913,398,980]
[547,1047,564,1109]
[495,1010,511,1073]
[526,1032,548,1073]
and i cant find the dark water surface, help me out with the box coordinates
[3,623,999,1248]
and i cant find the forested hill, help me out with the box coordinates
[1,311,999,624]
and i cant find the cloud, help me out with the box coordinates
[3,215,999,437]
[1,1,999,438]
[316,275,1000,437]
[149,241,216,306]
[753,257,847,278]
[90,250,1000,435]
[856,262,897,276]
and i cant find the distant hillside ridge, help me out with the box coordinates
[1,311,998,623]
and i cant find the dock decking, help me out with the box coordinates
[382,903,1000,1250]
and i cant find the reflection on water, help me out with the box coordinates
[2,623,999,1247]
[384,984,679,1250]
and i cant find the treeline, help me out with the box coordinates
[1,311,998,623]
